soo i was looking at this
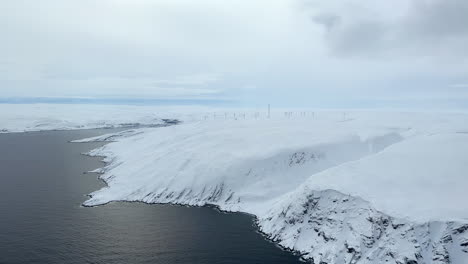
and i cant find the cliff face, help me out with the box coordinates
[260,189,468,264]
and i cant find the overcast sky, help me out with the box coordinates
[1,0,468,108]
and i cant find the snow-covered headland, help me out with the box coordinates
[1,104,468,263]
[77,110,468,264]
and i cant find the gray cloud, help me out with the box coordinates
[310,0,468,60]
[312,13,341,31]
[326,19,388,56]
[406,0,468,38]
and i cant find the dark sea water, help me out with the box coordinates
[0,129,304,264]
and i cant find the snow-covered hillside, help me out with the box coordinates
[76,111,468,264]
[0,104,210,133]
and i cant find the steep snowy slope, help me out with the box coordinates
[82,118,403,207]
[290,133,468,222]
[79,112,468,264]
[261,134,468,263]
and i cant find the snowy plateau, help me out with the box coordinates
[2,105,468,264]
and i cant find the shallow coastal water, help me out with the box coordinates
[0,129,303,264]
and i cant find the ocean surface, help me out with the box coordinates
[0,129,304,264]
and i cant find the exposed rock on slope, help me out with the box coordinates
[260,190,468,264]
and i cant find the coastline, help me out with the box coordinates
[75,118,468,264]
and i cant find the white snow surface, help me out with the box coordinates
[0,104,212,133]
[298,133,468,223]
[82,112,468,223]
